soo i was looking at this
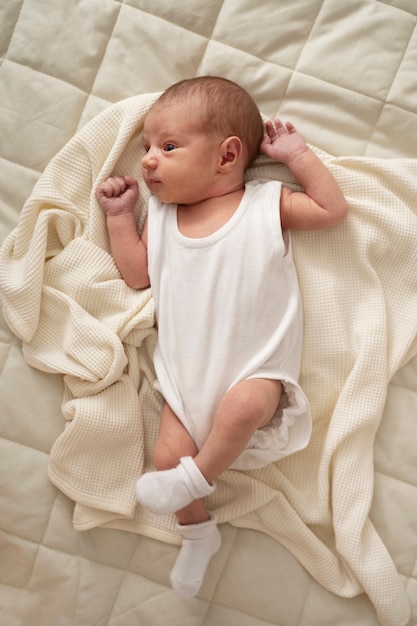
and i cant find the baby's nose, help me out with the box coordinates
[142,150,157,169]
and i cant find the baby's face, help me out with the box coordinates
[141,103,222,205]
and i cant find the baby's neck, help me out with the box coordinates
[177,185,245,239]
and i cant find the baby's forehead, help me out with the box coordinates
[143,101,203,134]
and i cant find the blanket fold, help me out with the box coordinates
[1,94,416,626]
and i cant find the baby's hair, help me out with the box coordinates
[155,76,264,167]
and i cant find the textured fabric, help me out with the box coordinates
[147,179,312,470]
[1,94,417,626]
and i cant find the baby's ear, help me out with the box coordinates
[218,136,242,169]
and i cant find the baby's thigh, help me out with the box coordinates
[221,378,283,429]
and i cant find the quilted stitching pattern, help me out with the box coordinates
[1,1,417,625]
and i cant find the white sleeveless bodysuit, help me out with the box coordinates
[147,180,311,470]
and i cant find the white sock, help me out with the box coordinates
[170,513,221,599]
[135,456,216,515]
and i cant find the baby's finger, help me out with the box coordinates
[102,181,118,198]
[123,175,138,187]
[285,121,297,133]
[96,180,113,199]
[100,179,121,199]
[263,120,275,139]
[111,176,128,195]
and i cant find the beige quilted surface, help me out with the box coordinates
[1,1,417,625]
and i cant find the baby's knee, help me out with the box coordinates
[235,387,266,420]
[226,379,282,430]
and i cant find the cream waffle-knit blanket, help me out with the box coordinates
[1,94,416,626]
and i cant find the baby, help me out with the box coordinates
[96,76,348,599]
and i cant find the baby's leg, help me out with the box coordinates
[169,511,221,599]
[153,402,199,472]
[136,403,221,598]
[136,381,280,599]
[195,378,282,484]
[136,379,282,514]
[136,403,214,519]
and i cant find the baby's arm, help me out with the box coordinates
[96,176,150,289]
[261,120,348,230]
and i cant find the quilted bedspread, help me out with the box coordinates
[1,2,417,626]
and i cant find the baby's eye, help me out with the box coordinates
[164,143,176,152]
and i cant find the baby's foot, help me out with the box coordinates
[170,513,221,598]
[135,456,215,515]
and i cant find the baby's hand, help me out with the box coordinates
[261,119,308,165]
[96,175,138,216]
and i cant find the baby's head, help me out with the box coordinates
[152,76,264,168]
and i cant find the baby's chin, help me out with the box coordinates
[152,189,185,206]
[154,192,178,205]
[145,184,174,204]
